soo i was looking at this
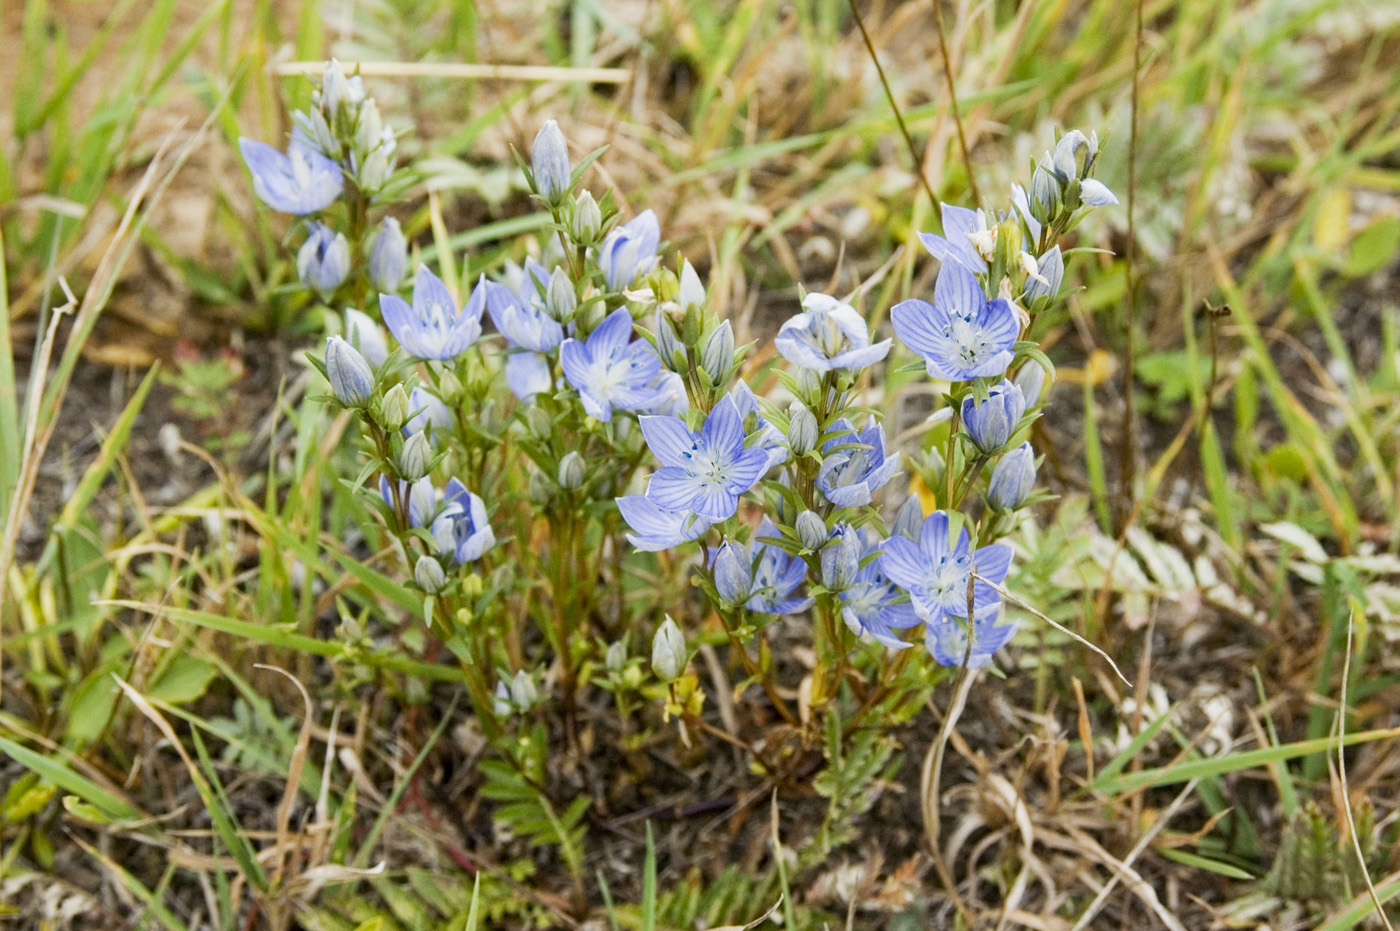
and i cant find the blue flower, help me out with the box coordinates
[639,393,770,521]
[641,369,689,416]
[890,262,1019,382]
[380,265,484,360]
[297,224,350,298]
[879,511,1013,624]
[917,203,990,273]
[238,137,343,215]
[345,309,388,369]
[369,218,408,292]
[817,418,901,507]
[960,380,1026,453]
[405,386,453,439]
[746,519,812,615]
[616,495,712,551]
[926,609,1018,668]
[987,442,1036,510]
[560,308,661,421]
[531,119,572,204]
[324,336,374,406]
[820,523,862,591]
[712,539,753,606]
[379,475,436,528]
[1022,246,1064,304]
[1079,179,1119,207]
[430,478,495,564]
[774,293,891,373]
[599,210,660,289]
[482,272,565,401]
[840,530,921,650]
[890,495,923,540]
[729,381,787,470]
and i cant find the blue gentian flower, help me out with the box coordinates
[369,218,408,292]
[712,539,753,606]
[560,308,661,421]
[639,393,770,521]
[840,530,921,650]
[820,523,862,591]
[890,263,1019,382]
[431,478,495,564]
[599,210,660,289]
[297,224,349,299]
[987,442,1036,510]
[324,336,373,406]
[917,203,990,273]
[616,495,712,551]
[746,518,812,615]
[483,271,565,401]
[774,293,891,373]
[960,380,1026,454]
[817,418,901,507]
[405,386,453,439]
[729,381,788,470]
[879,511,1013,624]
[531,119,572,204]
[641,370,689,416]
[380,265,484,360]
[238,137,343,215]
[379,475,436,528]
[927,609,1018,668]
[345,309,388,369]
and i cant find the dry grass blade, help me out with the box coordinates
[976,573,1131,687]
[1337,608,1395,931]
[920,666,976,918]
[254,664,317,892]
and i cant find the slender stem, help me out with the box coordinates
[1117,0,1145,532]
[929,0,981,208]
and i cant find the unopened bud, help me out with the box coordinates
[571,190,602,243]
[414,555,447,593]
[605,641,627,674]
[369,218,408,293]
[796,510,827,550]
[510,670,539,711]
[399,430,432,480]
[699,320,734,382]
[378,383,410,431]
[557,451,585,490]
[324,337,374,407]
[651,616,687,682]
[820,523,862,592]
[787,405,818,457]
[545,267,576,322]
[531,120,571,205]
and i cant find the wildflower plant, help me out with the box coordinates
[243,61,1116,877]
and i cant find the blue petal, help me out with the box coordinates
[639,415,697,467]
[933,262,987,321]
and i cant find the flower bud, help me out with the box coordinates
[510,670,539,712]
[378,383,410,431]
[557,451,585,490]
[712,540,753,607]
[1022,245,1064,305]
[892,495,923,539]
[531,120,571,205]
[493,682,513,718]
[787,404,818,457]
[796,510,827,550]
[297,224,350,299]
[436,370,465,406]
[988,441,1036,510]
[571,190,602,243]
[605,641,627,674]
[354,99,385,155]
[545,267,577,322]
[319,60,357,121]
[820,523,862,592]
[369,218,408,292]
[1029,164,1063,227]
[679,260,706,311]
[528,469,553,505]
[324,336,374,406]
[346,308,389,369]
[700,320,734,383]
[960,380,1026,454]
[655,311,685,373]
[1052,129,1088,180]
[414,555,447,593]
[651,616,687,682]
[1014,361,1047,408]
[399,430,432,480]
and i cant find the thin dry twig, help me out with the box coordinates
[929,0,981,207]
[976,573,1132,686]
[273,60,631,84]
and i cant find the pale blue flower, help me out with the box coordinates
[987,442,1036,510]
[379,475,436,528]
[840,530,920,650]
[729,381,787,470]
[817,418,900,508]
[1011,183,1041,242]
[324,336,373,406]
[405,386,453,438]
[820,523,862,591]
[1022,246,1064,304]
[616,495,711,551]
[599,210,660,289]
[560,308,660,421]
[960,380,1025,453]
[917,203,989,273]
[746,518,812,615]
[431,478,495,564]
[297,224,349,298]
[712,539,753,606]
[774,293,890,373]
[482,271,565,401]
[879,511,1013,624]
[380,265,484,360]
[506,353,553,401]
[639,393,769,521]
[1079,179,1119,206]
[531,120,571,204]
[890,263,1019,382]
[369,218,408,292]
[238,137,343,215]
[641,369,689,416]
[927,609,1018,668]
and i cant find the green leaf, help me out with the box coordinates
[147,656,219,705]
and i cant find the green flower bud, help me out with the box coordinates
[398,430,432,480]
[414,555,447,593]
[510,670,539,711]
[651,616,687,683]
[557,451,585,490]
[787,404,818,457]
[378,383,410,431]
[571,190,602,243]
